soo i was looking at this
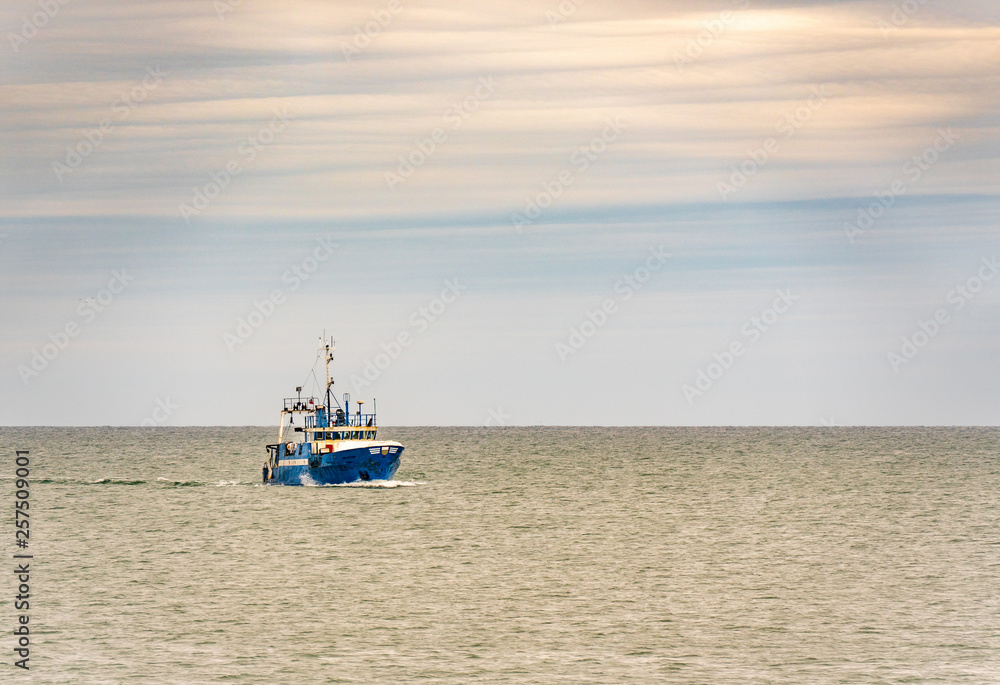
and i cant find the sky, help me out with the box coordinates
[1,0,998,426]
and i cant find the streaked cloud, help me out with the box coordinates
[3,0,997,220]
[0,0,997,424]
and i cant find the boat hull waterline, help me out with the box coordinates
[266,442,403,486]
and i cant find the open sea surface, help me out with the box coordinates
[1,427,999,684]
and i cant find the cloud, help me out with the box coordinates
[1,0,996,223]
[1,0,998,424]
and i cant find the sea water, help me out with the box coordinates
[1,427,998,684]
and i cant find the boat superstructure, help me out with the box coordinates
[262,338,403,485]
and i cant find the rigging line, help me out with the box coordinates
[300,368,318,397]
[300,347,324,392]
[300,370,319,399]
[301,368,312,387]
[312,364,325,398]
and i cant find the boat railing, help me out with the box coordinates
[302,412,378,428]
[283,395,377,428]
[349,413,377,428]
[283,397,323,412]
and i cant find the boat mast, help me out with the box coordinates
[324,336,335,426]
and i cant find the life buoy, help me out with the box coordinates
[285,442,295,455]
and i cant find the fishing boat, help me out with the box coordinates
[262,337,403,485]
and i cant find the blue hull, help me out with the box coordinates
[265,444,402,486]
